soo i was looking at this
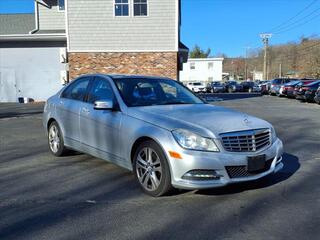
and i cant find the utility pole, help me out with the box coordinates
[244,46,251,80]
[279,63,282,78]
[260,33,272,80]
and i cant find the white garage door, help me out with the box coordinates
[0,47,65,102]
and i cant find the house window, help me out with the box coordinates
[134,0,148,16]
[208,62,213,70]
[190,62,195,70]
[58,0,65,11]
[115,0,129,16]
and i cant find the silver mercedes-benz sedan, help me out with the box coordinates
[43,74,284,196]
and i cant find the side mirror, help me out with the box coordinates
[94,100,114,110]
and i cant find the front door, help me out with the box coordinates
[80,77,123,163]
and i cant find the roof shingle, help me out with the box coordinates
[0,14,35,35]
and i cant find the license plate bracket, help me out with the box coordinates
[247,155,266,172]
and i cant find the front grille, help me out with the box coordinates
[220,129,271,152]
[226,159,273,179]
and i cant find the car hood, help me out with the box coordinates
[127,104,272,138]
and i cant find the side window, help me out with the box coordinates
[61,77,90,101]
[87,78,114,104]
[134,0,148,16]
[114,0,129,16]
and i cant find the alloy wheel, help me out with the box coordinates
[136,147,162,191]
[49,125,60,154]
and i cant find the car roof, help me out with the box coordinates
[75,74,172,81]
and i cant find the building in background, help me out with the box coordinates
[179,58,224,84]
[0,0,188,102]
[252,70,263,81]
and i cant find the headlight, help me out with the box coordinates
[172,129,219,152]
[271,127,277,143]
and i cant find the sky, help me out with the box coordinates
[0,0,319,57]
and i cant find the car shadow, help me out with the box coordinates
[0,111,44,119]
[187,152,300,196]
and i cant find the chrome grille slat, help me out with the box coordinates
[220,129,271,152]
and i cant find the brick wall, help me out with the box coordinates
[68,52,178,81]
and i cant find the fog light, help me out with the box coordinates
[182,170,222,181]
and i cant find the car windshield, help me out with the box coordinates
[193,83,202,86]
[113,77,204,107]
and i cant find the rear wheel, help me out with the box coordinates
[48,121,68,156]
[133,141,172,197]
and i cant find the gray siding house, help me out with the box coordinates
[0,0,188,102]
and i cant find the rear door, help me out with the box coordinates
[57,77,91,146]
[79,77,123,163]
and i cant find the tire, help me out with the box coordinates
[133,140,172,197]
[48,121,68,157]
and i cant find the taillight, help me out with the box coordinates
[302,87,309,91]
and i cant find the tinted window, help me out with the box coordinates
[87,78,114,104]
[113,77,204,107]
[61,78,90,101]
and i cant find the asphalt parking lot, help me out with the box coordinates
[1,94,320,240]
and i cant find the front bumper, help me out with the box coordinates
[168,138,284,190]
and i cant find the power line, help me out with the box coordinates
[268,0,319,32]
[274,11,320,34]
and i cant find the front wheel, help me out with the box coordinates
[133,141,172,197]
[48,121,68,156]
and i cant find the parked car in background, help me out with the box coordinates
[240,81,255,92]
[287,80,315,98]
[259,81,271,94]
[44,74,284,197]
[278,80,301,97]
[269,78,297,95]
[296,80,320,102]
[314,87,320,104]
[225,81,243,93]
[303,81,320,102]
[206,81,225,93]
[187,82,206,93]
[252,84,262,93]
